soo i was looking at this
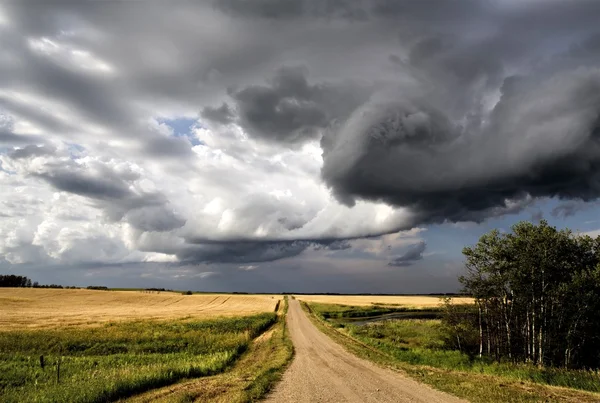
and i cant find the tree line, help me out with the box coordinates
[0,274,72,289]
[447,220,600,369]
[0,274,32,288]
[0,275,96,290]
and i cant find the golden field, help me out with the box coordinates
[0,288,281,330]
[295,294,473,308]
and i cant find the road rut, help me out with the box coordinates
[266,298,466,403]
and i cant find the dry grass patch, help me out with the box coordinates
[296,295,473,308]
[0,288,281,330]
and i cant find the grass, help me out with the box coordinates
[0,313,277,402]
[304,301,600,402]
[0,288,281,329]
[309,302,443,325]
[126,296,295,403]
[310,302,410,318]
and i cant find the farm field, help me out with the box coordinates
[295,294,473,308]
[0,288,281,329]
[0,288,288,403]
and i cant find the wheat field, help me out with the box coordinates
[295,294,473,308]
[0,288,281,330]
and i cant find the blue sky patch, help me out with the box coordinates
[157,117,203,146]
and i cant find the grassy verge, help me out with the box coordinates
[309,302,443,327]
[0,313,276,402]
[303,302,600,403]
[126,296,294,403]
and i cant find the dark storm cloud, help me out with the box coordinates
[227,66,329,144]
[35,169,132,200]
[201,103,235,125]
[212,66,372,145]
[215,0,487,22]
[388,241,426,267]
[551,201,596,219]
[320,240,352,251]
[231,89,326,145]
[215,0,305,19]
[176,240,311,264]
[175,236,359,264]
[321,63,600,226]
[215,0,369,20]
[206,0,600,229]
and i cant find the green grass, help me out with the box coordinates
[305,302,600,402]
[0,313,276,403]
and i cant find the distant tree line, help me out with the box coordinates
[0,274,32,288]
[0,274,100,290]
[446,221,600,369]
[34,284,76,289]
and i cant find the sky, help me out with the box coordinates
[1,0,600,293]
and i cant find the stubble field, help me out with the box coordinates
[0,288,281,329]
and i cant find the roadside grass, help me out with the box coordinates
[310,302,443,327]
[304,301,600,402]
[0,313,276,403]
[126,296,294,403]
[348,320,600,391]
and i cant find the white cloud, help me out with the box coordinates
[580,229,600,238]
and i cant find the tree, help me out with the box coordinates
[456,220,600,369]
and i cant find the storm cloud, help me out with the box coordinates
[322,67,600,224]
[203,66,373,145]
[388,242,426,267]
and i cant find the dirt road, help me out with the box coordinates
[266,298,466,403]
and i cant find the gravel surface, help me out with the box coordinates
[266,298,467,403]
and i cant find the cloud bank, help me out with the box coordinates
[1,0,600,272]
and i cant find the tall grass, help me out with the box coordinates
[0,313,276,402]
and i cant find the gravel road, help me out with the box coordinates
[266,298,467,403]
